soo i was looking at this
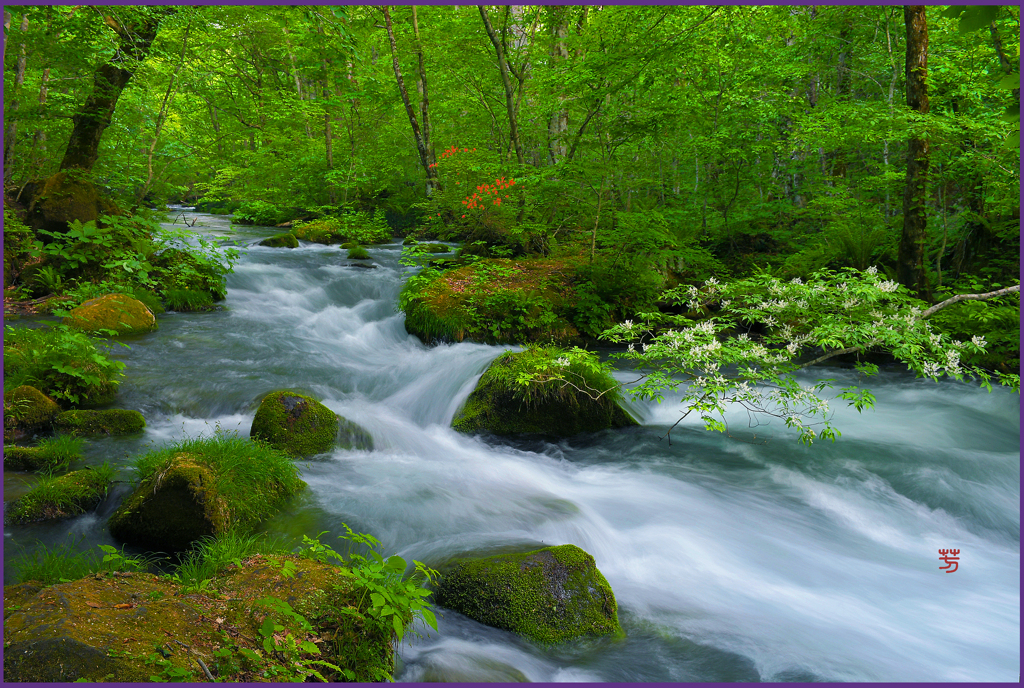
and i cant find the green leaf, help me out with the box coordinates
[998,72,1019,89]
[958,5,1000,34]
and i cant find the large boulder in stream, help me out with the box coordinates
[3,554,397,682]
[250,390,372,455]
[63,293,156,336]
[452,349,637,437]
[434,544,623,644]
[108,437,306,551]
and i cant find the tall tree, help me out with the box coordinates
[897,5,930,297]
[478,5,525,165]
[59,8,169,172]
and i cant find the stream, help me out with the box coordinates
[3,210,1020,682]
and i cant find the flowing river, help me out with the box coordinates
[4,211,1020,682]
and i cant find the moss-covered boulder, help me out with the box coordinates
[453,349,637,437]
[53,409,146,437]
[27,170,110,233]
[108,436,306,551]
[417,242,452,253]
[259,232,299,248]
[3,385,60,441]
[5,467,113,525]
[63,293,156,336]
[3,554,396,682]
[434,544,622,644]
[250,390,347,456]
[3,446,51,471]
[347,246,371,260]
[3,436,83,472]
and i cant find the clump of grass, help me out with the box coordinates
[5,434,87,472]
[163,288,215,312]
[8,539,155,584]
[6,462,116,524]
[171,530,286,590]
[39,434,86,466]
[347,245,371,260]
[131,431,306,531]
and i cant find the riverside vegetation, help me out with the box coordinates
[2,4,1019,680]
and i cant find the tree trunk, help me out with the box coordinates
[382,6,436,193]
[59,11,166,172]
[897,5,930,298]
[412,6,436,192]
[547,6,569,165]
[479,5,524,165]
[3,13,30,181]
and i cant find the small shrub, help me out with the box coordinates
[164,288,215,312]
[234,200,289,227]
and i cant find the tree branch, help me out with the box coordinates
[919,284,1020,319]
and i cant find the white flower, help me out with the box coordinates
[910,306,921,317]
[837,282,848,292]
[705,276,719,286]
[555,357,570,368]
[720,299,731,309]
[865,265,878,275]
[627,343,635,353]
[623,319,634,330]
[922,361,940,377]
[763,315,777,327]
[735,333,749,341]
[971,335,987,349]
[642,343,650,353]
[929,333,941,347]
[878,280,899,293]
[790,277,803,285]
[786,341,800,355]
[843,298,859,309]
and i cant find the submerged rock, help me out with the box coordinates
[250,390,343,456]
[434,544,623,644]
[63,293,156,336]
[3,385,60,441]
[3,554,396,682]
[259,232,299,248]
[53,409,145,437]
[452,350,637,437]
[5,467,113,525]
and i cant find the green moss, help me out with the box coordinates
[452,349,638,437]
[347,246,371,260]
[418,242,452,253]
[63,293,157,336]
[340,241,358,249]
[4,385,60,431]
[108,435,306,551]
[259,232,299,248]
[30,170,102,228]
[338,418,374,451]
[3,436,84,472]
[6,466,114,525]
[433,544,623,644]
[53,409,145,437]
[249,391,341,456]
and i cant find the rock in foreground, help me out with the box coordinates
[434,544,623,644]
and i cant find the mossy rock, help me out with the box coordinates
[452,350,638,437]
[338,418,374,451]
[340,241,359,249]
[249,391,342,456]
[2,555,396,682]
[259,232,299,248]
[347,246,371,260]
[2,446,50,472]
[417,242,451,253]
[63,293,156,336]
[4,385,60,440]
[108,438,305,551]
[433,544,623,644]
[27,170,103,232]
[5,467,113,525]
[53,409,146,437]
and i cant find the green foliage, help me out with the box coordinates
[603,268,1019,444]
[333,524,439,643]
[163,288,215,312]
[169,531,283,593]
[346,245,371,260]
[3,325,125,406]
[292,210,392,245]
[234,200,290,227]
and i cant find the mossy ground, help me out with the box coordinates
[63,293,157,336]
[452,348,637,437]
[401,256,585,345]
[434,544,623,644]
[5,466,113,524]
[249,391,341,456]
[54,409,146,436]
[108,435,306,551]
[3,554,396,682]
